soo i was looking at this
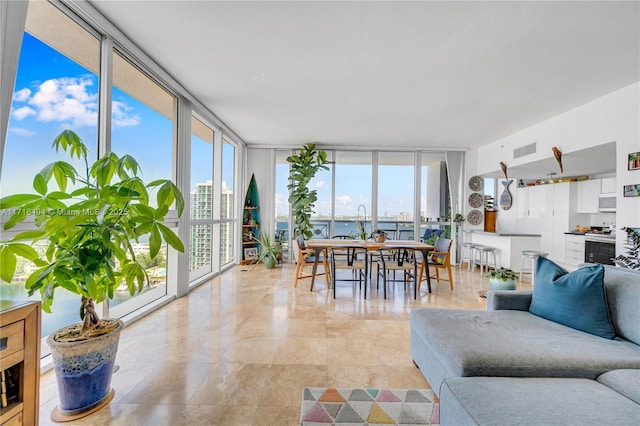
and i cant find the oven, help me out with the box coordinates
[584,234,616,265]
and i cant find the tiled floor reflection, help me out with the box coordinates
[39,263,530,425]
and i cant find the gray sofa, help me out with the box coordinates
[410,265,640,425]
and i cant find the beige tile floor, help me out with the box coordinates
[38,262,531,425]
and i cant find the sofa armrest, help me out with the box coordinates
[487,290,532,311]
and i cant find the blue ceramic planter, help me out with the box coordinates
[47,319,123,415]
[489,277,517,291]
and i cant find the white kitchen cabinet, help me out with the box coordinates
[577,179,600,213]
[601,177,616,194]
[517,185,546,218]
[539,182,581,264]
[565,234,585,270]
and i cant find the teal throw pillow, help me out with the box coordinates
[529,257,615,339]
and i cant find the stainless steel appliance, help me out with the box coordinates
[584,232,616,265]
[598,193,616,212]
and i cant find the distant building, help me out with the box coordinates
[190,180,234,271]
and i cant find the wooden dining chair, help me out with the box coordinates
[376,246,419,299]
[330,245,368,298]
[419,237,453,290]
[293,236,331,289]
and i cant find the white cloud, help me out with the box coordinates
[12,106,36,120]
[314,180,327,189]
[11,77,139,129]
[335,195,352,206]
[13,88,31,102]
[112,100,140,128]
[9,127,35,137]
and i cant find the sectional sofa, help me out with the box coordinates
[410,261,640,425]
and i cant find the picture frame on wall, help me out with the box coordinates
[244,247,258,260]
[623,184,640,197]
[628,152,640,171]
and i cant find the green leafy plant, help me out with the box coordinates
[486,267,518,281]
[0,130,185,331]
[252,232,282,268]
[286,144,332,239]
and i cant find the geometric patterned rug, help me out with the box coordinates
[300,387,439,425]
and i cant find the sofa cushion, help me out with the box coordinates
[602,266,640,345]
[410,308,640,382]
[597,369,640,405]
[529,257,615,339]
[440,377,640,426]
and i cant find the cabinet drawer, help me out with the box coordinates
[0,321,24,359]
[565,240,585,250]
[3,411,23,426]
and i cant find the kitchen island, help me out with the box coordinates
[464,230,541,272]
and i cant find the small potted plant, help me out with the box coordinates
[372,229,387,242]
[486,267,518,290]
[0,130,184,419]
[253,232,282,269]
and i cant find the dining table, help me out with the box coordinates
[305,239,435,298]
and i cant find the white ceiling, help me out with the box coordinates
[89,1,639,150]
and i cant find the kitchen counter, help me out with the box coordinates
[463,230,541,271]
[465,230,541,237]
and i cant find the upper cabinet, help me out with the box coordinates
[601,177,616,194]
[576,177,617,213]
[577,179,600,213]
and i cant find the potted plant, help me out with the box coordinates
[286,144,332,239]
[0,130,185,419]
[372,229,387,242]
[486,267,518,290]
[252,232,282,269]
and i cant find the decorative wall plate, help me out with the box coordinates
[467,209,483,225]
[468,176,484,192]
[468,192,483,208]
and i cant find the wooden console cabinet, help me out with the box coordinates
[0,301,40,426]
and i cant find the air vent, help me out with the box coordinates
[513,142,536,159]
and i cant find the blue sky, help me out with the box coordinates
[3,33,234,197]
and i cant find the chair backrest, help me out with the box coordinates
[431,237,452,265]
[297,235,306,250]
[435,237,452,253]
[332,235,354,240]
[378,247,416,268]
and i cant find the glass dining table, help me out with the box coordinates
[304,239,436,298]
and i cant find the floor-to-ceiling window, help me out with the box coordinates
[108,51,177,314]
[220,139,236,267]
[0,1,101,340]
[189,116,214,280]
[1,1,189,351]
[275,150,291,253]
[377,152,415,240]
[334,151,372,238]
[420,153,449,243]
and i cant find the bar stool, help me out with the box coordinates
[461,242,478,271]
[520,250,548,283]
[474,245,497,274]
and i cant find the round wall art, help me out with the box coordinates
[468,192,483,208]
[468,176,484,192]
[467,209,483,225]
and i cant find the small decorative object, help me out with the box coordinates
[468,192,483,208]
[467,209,483,225]
[614,227,640,270]
[372,229,387,242]
[244,247,258,260]
[486,267,517,290]
[499,161,508,179]
[628,152,640,171]
[552,146,563,173]
[623,184,640,197]
[499,180,514,210]
[468,175,484,192]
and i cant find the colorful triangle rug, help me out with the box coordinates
[300,387,438,425]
